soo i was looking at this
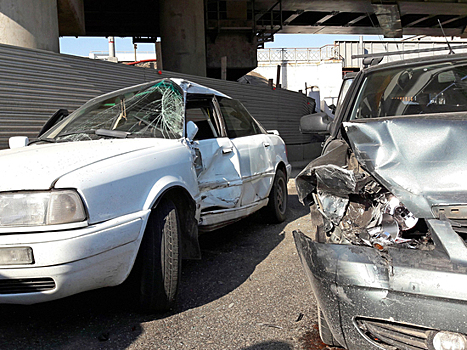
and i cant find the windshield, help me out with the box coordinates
[350,59,467,120]
[43,79,184,141]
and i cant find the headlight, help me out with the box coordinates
[0,190,86,227]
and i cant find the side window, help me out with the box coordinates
[217,97,263,138]
[186,99,220,140]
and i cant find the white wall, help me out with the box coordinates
[254,60,343,107]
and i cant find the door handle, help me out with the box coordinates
[263,142,270,148]
[222,147,233,154]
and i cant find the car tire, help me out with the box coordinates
[267,169,288,223]
[139,199,181,312]
[318,307,341,347]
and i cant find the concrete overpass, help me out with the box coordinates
[1,0,467,80]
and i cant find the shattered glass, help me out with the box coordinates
[43,80,184,141]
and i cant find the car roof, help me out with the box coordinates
[170,78,231,99]
[362,52,467,74]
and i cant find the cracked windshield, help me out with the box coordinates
[44,80,184,141]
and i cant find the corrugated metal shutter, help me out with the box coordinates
[0,43,313,149]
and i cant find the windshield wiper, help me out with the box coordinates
[95,128,130,138]
[57,129,130,139]
[28,137,65,145]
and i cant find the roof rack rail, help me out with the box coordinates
[352,44,467,60]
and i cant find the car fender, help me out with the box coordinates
[54,142,198,224]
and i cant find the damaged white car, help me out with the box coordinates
[0,78,290,311]
[294,54,467,350]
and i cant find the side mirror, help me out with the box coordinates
[300,112,332,134]
[38,109,69,137]
[9,136,29,149]
[267,130,280,136]
[186,121,199,141]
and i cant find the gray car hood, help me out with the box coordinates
[344,114,467,218]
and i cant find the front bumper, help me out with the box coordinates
[293,218,467,350]
[0,210,150,304]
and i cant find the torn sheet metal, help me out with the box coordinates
[344,115,467,218]
[295,136,429,249]
[194,138,242,212]
[295,141,351,205]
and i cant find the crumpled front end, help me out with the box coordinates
[294,228,467,350]
[294,117,467,350]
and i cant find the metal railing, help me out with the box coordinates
[257,45,339,63]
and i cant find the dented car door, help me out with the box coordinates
[216,96,275,207]
[185,96,243,230]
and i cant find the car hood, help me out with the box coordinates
[344,114,467,217]
[0,139,167,191]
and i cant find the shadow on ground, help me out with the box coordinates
[300,323,344,350]
[242,341,293,350]
[0,193,309,349]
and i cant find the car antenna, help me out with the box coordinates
[438,19,455,55]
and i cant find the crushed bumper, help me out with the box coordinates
[0,210,150,304]
[293,220,467,350]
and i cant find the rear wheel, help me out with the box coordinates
[266,169,288,223]
[138,199,181,312]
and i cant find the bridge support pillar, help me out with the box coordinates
[0,0,59,52]
[159,0,206,76]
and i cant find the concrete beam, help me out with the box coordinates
[57,0,85,36]
[372,3,403,38]
[405,15,435,27]
[283,10,304,25]
[278,25,384,35]
[255,0,374,13]
[344,15,368,27]
[314,12,339,26]
[399,1,467,16]
[159,0,206,76]
[0,0,59,52]
[279,24,463,36]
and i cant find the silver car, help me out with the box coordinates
[294,53,467,350]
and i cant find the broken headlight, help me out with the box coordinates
[316,189,421,248]
[0,190,87,228]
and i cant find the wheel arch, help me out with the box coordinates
[275,161,287,177]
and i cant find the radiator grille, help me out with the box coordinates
[448,218,467,243]
[0,278,55,294]
[356,318,431,350]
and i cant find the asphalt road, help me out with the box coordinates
[0,179,342,350]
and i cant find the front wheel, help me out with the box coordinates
[266,169,288,223]
[138,199,181,312]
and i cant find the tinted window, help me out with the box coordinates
[350,60,467,120]
[218,98,264,138]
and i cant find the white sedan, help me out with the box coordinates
[0,78,291,311]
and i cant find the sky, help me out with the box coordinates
[59,33,387,57]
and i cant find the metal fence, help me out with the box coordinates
[336,40,467,68]
[0,43,315,150]
[257,45,338,63]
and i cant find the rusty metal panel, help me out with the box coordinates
[0,43,312,149]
